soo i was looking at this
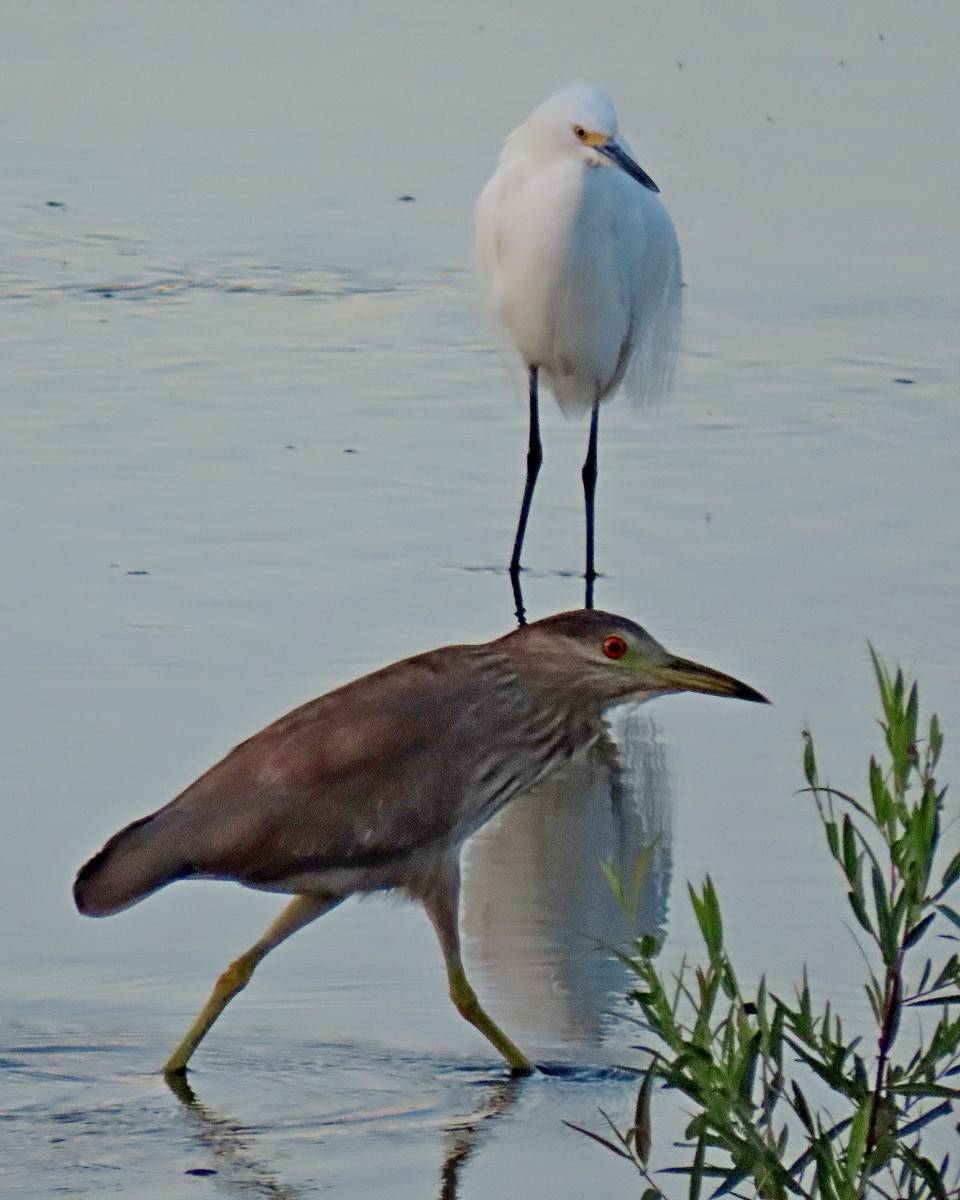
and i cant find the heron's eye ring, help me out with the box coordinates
[574,125,587,140]
[602,635,628,660]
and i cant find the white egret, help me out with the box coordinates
[475,83,682,612]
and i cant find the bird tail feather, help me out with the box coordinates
[74,809,190,917]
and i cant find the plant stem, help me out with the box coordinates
[866,966,901,1155]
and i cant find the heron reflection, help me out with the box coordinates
[166,1070,304,1200]
[165,1066,522,1200]
[462,709,672,1049]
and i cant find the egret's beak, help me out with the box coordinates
[598,141,660,193]
[652,655,770,704]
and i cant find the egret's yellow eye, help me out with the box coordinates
[602,635,628,660]
[574,125,587,140]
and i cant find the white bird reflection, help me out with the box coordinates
[461,709,672,1049]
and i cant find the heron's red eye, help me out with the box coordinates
[602,635,628,660]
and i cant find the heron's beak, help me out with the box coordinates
[598,141,660,193]
[652,655,769,704]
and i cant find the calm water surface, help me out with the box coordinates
[2,2,958,1196]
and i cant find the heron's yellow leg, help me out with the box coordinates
[421,863,533,1074]
[163,892,337,1076]
[445,960,533,1073]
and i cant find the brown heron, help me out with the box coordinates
[74,609,766,1076]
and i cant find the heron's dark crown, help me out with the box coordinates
[497,609,655,647]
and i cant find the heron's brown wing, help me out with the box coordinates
[146,646,498,885]
[74,647,498,915]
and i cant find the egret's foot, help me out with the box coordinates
[509,565,528,627]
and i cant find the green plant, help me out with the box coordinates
[571,651,960,1199]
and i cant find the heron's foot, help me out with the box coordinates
[163,1065,201,1108]
[162,953,258,1075]
[448,965,533,1072]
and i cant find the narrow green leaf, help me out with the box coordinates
[890,1081,960,1098]
[659,1166,733,1179]
[869,756,892,826]
[630,842,657,906]
[906,681,920,745]
[792,1082,814,1133]
[601,859,627,913]
[737,1031,761,1102]
[562,1120,634,1160]
[810,1132,842,1200]
[897,1100,953,1139]
[871,864,897,962]
[755,975,768,1029]
[634,1059,656,1164]
[929,712,943,762]
[787,1114,854,1178]
[936,903,960,933]
[869,644,891,706]
[864,976,883,1023]
[899,1145,949,1200]
[848,887,874,937]
[798,971,813,1034]
[904,912,937,950]
[781,1036,858,1099]
[689,878,724,959]
[802,729,817,787]
[932,954,959,991]
[893,666,905,708]
[845,1098,870,1181]
[708,1167,750,1199]
[690,1133,706,1200]
[770,1001,785,1067]
[842,814,859,884]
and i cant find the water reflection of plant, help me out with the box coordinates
[572,652,960,1199]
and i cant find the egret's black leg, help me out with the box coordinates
[511,569,528,629]
[509,366,541,626]
[582,399,600,609]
